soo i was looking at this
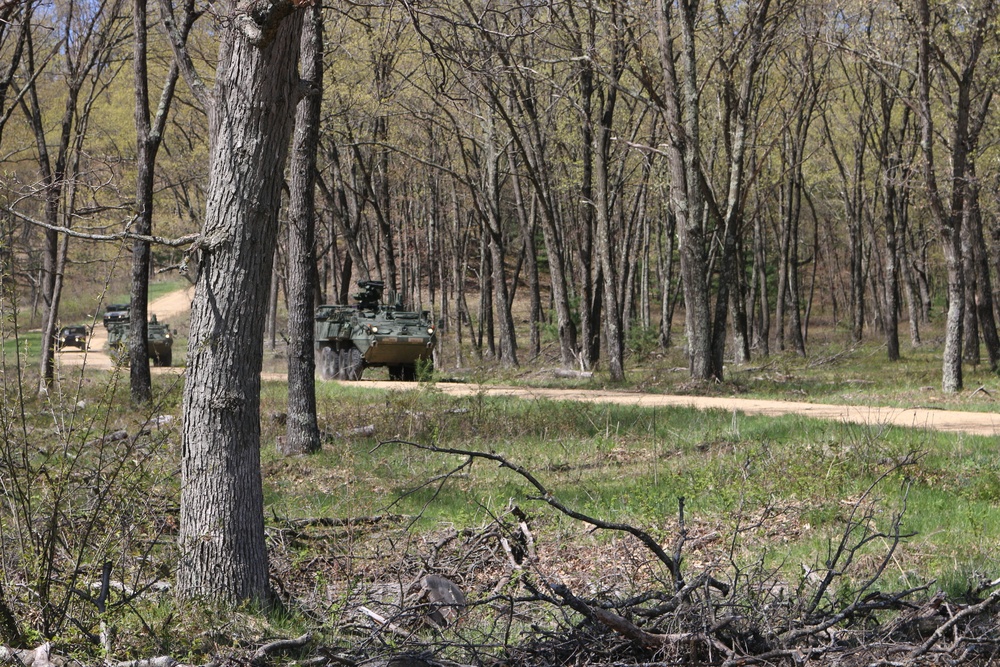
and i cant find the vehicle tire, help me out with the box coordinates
[331,346,342,378]
[345,347,364,381]
[388,365,402,380]
[333,349,347,380]
[319,346,334,381]
[402,365,416,382]
[161,350,172,367]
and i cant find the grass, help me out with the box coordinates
[5,279,1000,660]
[2,355,998,661]
[460,331,1000,414]
[256,381,1000,596]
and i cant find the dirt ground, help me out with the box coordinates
[356,380,1000,437]
[61,286,1000,437]
[56,286,195,371]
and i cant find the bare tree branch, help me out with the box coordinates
[4,207,199,247]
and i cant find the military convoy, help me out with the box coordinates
[104,305,174,367]
[315,280,435,381]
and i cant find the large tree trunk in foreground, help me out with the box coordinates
[179,5,303,604]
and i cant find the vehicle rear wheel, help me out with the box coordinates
[333,349,347,380]
[401,365,416,382]
[318,346,334,381]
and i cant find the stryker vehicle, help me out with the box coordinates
[106,313,174,367]
[315,280,435,381]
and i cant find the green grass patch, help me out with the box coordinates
[258,381,1000,594]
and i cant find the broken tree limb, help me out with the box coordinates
[548,582,732,658]
[907,588,1000,659]
[379,440,694,592]
[110,658,179,667]
[251,632,312,665]
[552,369,593,379]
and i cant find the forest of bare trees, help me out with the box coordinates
[3,0,1000,394]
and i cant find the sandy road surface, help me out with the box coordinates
[334,380,1000,437]
[56,286,195,371]
[59,287,999,437]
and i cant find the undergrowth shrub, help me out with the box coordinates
[0,322,182,656]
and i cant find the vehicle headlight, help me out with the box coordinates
[370,326,379,333]
[427,328,434,335]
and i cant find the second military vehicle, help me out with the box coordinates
[58,325,88,351]
[315,280,435,382]
[106,313,174,367]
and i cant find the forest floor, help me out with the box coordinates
[57,285,1000,437]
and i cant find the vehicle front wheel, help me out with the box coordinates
[344,347,364,381]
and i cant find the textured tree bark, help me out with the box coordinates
[131,0,181,403]
[592,0,625,382]
[594,108,624,382]
[968,180,1000,371]
[282,4,322,456]
[179,4,303,603]
[658,0,710,380]
[913,0,992,393]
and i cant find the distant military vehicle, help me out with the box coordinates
[58,325,88,351]
[103,303,131,327]
[315,280,435,381]
[106,313,174,367]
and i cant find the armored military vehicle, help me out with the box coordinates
[103,303,131,327]
[106,313,174,367]
[315,280,435,381]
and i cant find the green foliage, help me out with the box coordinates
[0,370,183,654]
[626,325,660,362]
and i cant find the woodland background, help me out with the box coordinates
[3,0,1000,390]
[5,2,1000,664]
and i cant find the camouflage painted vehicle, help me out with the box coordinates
[103,303,131,327]
[106,313,174,367]
[315,280,435,381]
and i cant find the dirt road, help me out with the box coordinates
[60,287,999,437]
[56,286,194,371]
[350,380,1000,437]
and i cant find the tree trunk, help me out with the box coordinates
[658,0,711,380]
[131,0,181,403]
[179,6,303,603]
[282,4,322,456]
[509,149,541,360]
[751,212,770,356]
[914,0,982,394]
[595,113,624,381]
[966,166,1000,371]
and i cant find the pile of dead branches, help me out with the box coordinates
[260,444,1000,667]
